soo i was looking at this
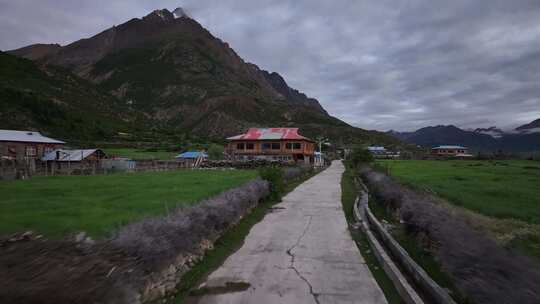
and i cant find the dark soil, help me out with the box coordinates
[0,233,145,304]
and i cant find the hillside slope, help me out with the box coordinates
[7,8,400,146]
[0,51,141,142]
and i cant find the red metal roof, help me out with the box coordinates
[227,128,313,142]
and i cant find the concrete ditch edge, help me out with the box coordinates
[353,187,424,304]
[354,178,457,304]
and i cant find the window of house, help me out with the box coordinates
[246,143,254,150]
[271,143,281,150]
[44,146,54,155]
[262,143,271,150]
[236,142,245,150]
[25,146,36,157]
[286,142,302,150]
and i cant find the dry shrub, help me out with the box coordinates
[111,178,269,266]
[282,166,312,182]
[361,167,540,304]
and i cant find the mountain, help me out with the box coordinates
[260,70,328,114]
[8,43,61,60]
[389,125,498,151]
[5,7,400,146]
[515,119,540,134]
[473,126,505,138]
[389,121,540,152]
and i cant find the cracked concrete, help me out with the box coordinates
[191,161,388,304]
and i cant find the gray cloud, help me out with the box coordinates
[1,0,540,131]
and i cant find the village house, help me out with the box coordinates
[431,145,472,157]
[368,146,387,155]
[368,146,400,159]
[41,149,107,170]
[225,128,315,164]
[0,129,65,160]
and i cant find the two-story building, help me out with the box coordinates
[226,128,315,164]
[431,145,472,157]
[0,129,65,160]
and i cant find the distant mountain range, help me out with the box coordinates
[2,7,399,147]
[389,119,540,152]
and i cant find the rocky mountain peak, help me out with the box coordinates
[144,9,175,22]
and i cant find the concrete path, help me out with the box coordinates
[192,161,387,304]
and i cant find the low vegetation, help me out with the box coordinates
[376,159,540,260]
[377,160,540,223]
[105,147,178,160]
[377,160,540,260]
[0,170,257,238]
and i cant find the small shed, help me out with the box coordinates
[42,149,107,171]
[42,149,106,162]
[175,151,207,167]
[175,151,208,160]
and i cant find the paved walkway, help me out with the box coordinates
[192,161,387,304]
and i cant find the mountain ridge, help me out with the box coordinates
[389,121,540,152]
[4,8,400,147]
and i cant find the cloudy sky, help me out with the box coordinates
[1,0,540,131]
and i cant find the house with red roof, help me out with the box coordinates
[226,128,315,164]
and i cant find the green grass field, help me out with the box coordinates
[0,170,257,238]
[377,160,540,224]
[104,148,178,160]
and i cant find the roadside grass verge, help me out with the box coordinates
[0,170,257,238]
[377,159,540,260]
[341,162,403,304]
[170,168,323,303]
[105,147,177,160]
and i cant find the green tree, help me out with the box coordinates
[350,146,374,167]
[208,143,224,160]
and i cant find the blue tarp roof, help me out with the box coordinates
[175,151,208,159]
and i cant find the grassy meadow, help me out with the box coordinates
[0,170,257,238]
[377,159,540,259]
[377,160,540,224]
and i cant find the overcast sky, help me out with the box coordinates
[2,0,540,131]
